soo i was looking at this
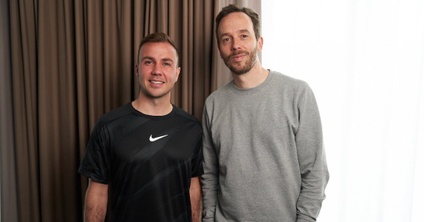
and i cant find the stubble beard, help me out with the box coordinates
[139,84,172,100]
[224,46,258,75]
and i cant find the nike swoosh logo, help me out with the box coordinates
[149,134,168,142]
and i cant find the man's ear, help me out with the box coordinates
[175,67,181,81]
[135,64,140,80]
[257,36,264,51]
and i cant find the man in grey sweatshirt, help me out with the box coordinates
[201,4,329,222]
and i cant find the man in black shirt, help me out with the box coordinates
[79,32,203,222]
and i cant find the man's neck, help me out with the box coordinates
[232,63,269,89]
[132,95,173,116]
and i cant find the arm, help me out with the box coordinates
[190,177,202,222]
[200,107,219,221]
[295,85,329,222]
[83,179,109,222]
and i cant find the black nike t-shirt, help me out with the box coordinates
[78,103,203,222]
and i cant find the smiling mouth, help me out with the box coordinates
[149,80,164,84]
[230,51,247,60]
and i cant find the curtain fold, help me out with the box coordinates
[1,1,18,222]
[9,0,41,221]
[5,0,217,221]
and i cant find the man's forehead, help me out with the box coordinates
[140,43,177,55]
[219,14,254,33]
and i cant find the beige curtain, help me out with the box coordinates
[1,0,18,221]
[1,0,262,221]
[3,0,215,221]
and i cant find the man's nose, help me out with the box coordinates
[231,38,241,51]
[152,64,162,75]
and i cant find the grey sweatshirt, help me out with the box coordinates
[201,70,329,222]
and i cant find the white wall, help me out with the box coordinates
[262,1,424,221]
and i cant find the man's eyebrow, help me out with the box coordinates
[238,29,251,34]
[161,58,175,63]
[220,29,251,38]
[141,56,154,61]
[141,57,174,63]
[220,32,230,38]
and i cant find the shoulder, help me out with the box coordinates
[269,70,308,88]
[204,82,233,104]
[173,106,201,126]
[172,106,202,138]
[94,103,133,129]
[267,70,313,96]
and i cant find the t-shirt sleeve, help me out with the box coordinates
[191,131,204,177]
[78,123,111,184]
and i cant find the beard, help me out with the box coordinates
[223,46,258,75]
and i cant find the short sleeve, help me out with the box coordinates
[78,123,111,184]
[191,132,204,177]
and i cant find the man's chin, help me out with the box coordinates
[229,65,250,75]
[227,60,256,75]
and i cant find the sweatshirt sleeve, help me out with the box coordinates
[295,84,329,221]
[200,105,219,221]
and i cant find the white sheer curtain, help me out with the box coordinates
[262,0,424,222]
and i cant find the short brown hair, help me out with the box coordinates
[215,4,261,43]
[137,32,179,64]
